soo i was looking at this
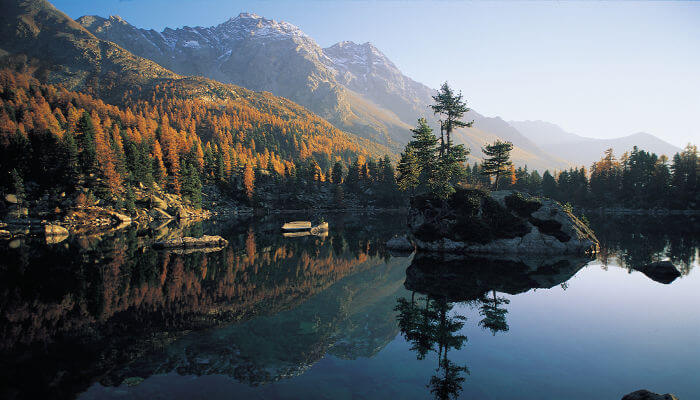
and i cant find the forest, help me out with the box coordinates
[0,70,697,216]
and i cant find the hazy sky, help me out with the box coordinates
[53,0,700,147]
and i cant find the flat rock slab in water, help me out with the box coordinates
[634,261,681,284]
[153,235,228,250]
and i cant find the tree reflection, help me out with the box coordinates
[395,294,469,400]
[478,289,510,336]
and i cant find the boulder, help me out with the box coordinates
[634,261,681,284]
[4,194,18,204]
[621,389,679,400]
[408,189,598,255]
[386,235,415,252]
[44,224,69,236]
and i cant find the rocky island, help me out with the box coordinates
[390,189,599,255]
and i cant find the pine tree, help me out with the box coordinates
[331,161,344,184]
[345,158,361,192]
[62,131,80,185]
[542,170,557,198]
[481,140,513,190]
[397,147,420,194]
[430,82,473,156]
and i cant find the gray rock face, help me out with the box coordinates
[621,389,679,400]
[409,190,598,255]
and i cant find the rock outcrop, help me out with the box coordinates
[408,189,598,255]
[634,261,682,284]
[621,389,679,400]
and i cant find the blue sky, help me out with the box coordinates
[53,0,700,147]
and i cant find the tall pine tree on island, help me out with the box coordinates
[430,82,473,156]
[481,140,513,190]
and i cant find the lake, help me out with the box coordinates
[0,213,698,399]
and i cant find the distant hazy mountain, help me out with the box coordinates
[509,120,682,167]
[78,13,570,170]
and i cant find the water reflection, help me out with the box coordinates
[0,213,407,399]
[1,214,698,400]
[590,214,699,275]
[396,254,591,399]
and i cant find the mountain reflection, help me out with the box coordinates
[0,214,408,400]
[396,254,591,399]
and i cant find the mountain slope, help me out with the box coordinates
[78,13,570,170]
[510,120,682,166]
[77,13,411,146]
[0,0,390,186]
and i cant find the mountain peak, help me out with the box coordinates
[214,12,308,41]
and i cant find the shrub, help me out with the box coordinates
[505,192,541,217]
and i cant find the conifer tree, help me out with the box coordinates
[481,140,513,190]
[345,158,361,192]
[331,161,344,184]
[430,82,473,156]
[397,147,420,194]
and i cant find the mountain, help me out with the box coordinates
[509,120,682,167]
[77,13,411,146]
[0,0,178,101]
[77,12,569,170]
[0,0,391,207]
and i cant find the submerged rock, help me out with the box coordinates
[153,235,228,250]
[634,261,681,284]
[386,235,414,252]
[621,389,679,400]
[408,189,598,255]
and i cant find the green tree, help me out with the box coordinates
[62,131,80,185]
[542,170,557,198]
[430,82,473,156]
[344,158,361,192]
[331,161,344,184]
[481,140,513,190]
[397,147,420,194]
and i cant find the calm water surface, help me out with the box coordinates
[0,213,697,399]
